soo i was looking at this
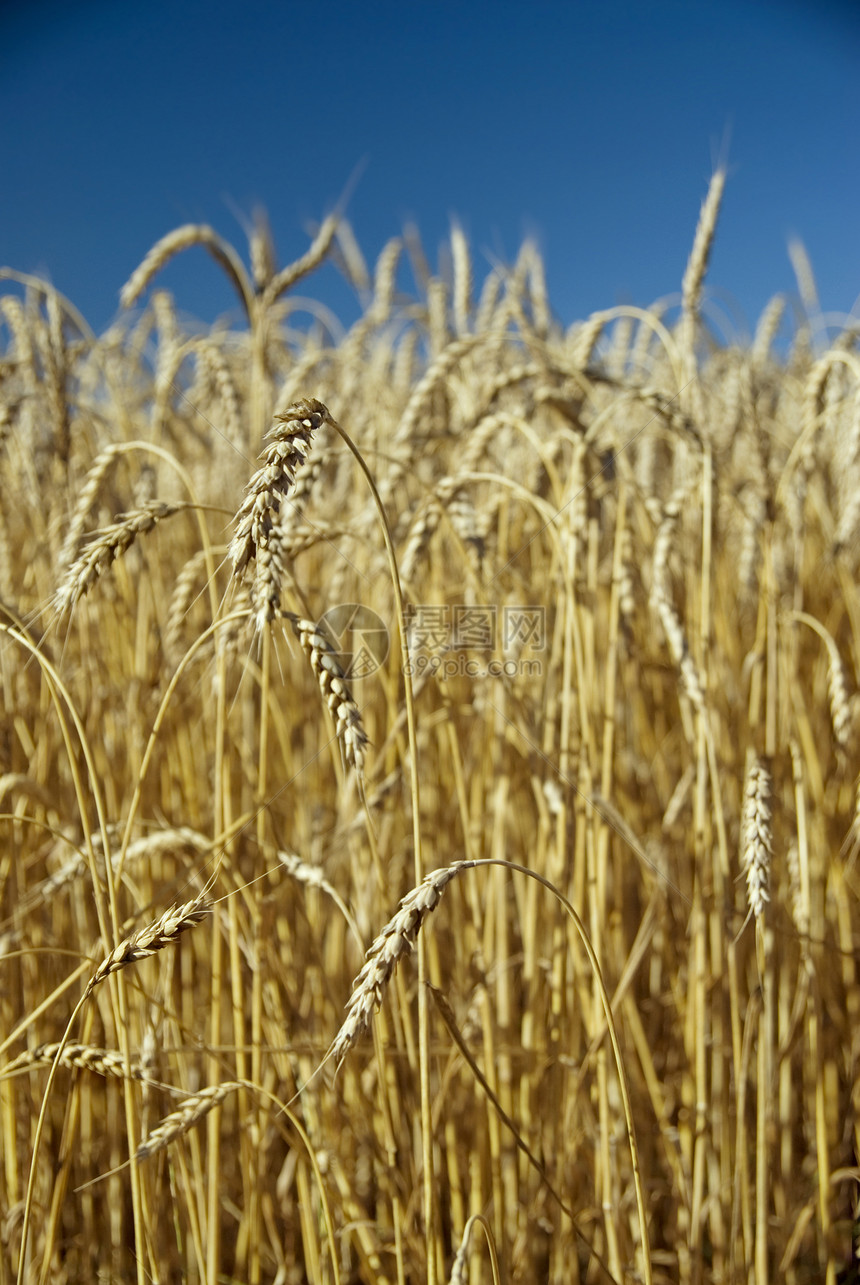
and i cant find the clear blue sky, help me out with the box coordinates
[2,0,858,340]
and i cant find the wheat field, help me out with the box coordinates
[0,175,858,1284]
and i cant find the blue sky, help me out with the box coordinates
[2,0,858,340]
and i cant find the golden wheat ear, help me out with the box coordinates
[85,900,211,996]
[741,754,772,923]
[330,863,466,1067]
[282,612,370,779]
[229,399,329,575]
[135,1081,242,1161]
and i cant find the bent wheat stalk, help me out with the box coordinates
[790,610,854,751]
[448,1215,499,1285]
[326,856,652,1285]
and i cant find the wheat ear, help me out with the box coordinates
[332,218,371,294]
[330,862,467,1066]
[164,547,217,660]
[1,1042,144,1081]
[370,237,403,321]
[752,294,786,363]
[85,900,210,996]
[136,1081,242,1160]
[650,496,705,709]
[248,207,276,291]
[284,614,369,778]
[229,399,327,577]
[682,168,726,317]
[120,224,253,314]
[741,754,772,921]
[263,213,338,306]
[58,442,127,570]
[55,501,185,613]
[570,311,607,368]
[791,611,855,751]
[450,222,472,336]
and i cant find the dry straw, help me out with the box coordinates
[7,184,860,1285]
